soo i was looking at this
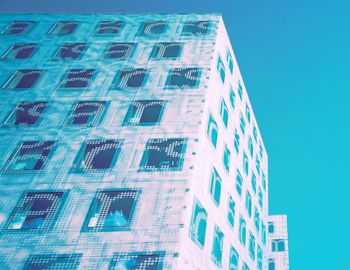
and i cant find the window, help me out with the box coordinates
[73,139,121,172]
[253,126,258,142]
[261,223,267,245]
[4,102,47,126]
[95,21,123,34]
[240,113,246,134]
[239,215,246,245]
[257,246,263,270]
[256,156,261,175]
[3,70,43,89]
[268,222,274,233]
[220,99,229,128]
[6,191,65,230]
[24,254,82,270]
[1,21,35,35]
[272,239,285,252]
[83,189,138,231]
[209,168,222,206]
[243,152,249,176]
[251,173,257,194]
[111,252,165,270]
[3,141,55,173]
[229,246,239,270]
[235,170,243,196]
[60,69,95,89]
[182,21,210,36]
[112,68,148,90]
[234,129,240,153]
[217,56,225,83]
[245,104,251,123]
[258,188,263,208]
[49,21,78,35]
[2,43,37,59]
[238,82,243,100]
[242,263,250,270]
[259,144,264,158]
[245,191,252,217]
[166,68,200,89]
[262,173,267,191]
[227,51,234,73]
[248,232,256,260]
[151,42,183,59]
[190,199,207,247]
[140,138,187,171]
[207,114,218,148]
[105,43,135,59]
[123,100,164,126]
[229,87,236,109]
[53,43,86,60]
[248,137,253,158]
[269,259,275,270]
[212,225,224,267]
[66,101,106,126]
[223,145,230,172]
[254,208,260,232]
[227,196,235,228]
[139,21,167,36]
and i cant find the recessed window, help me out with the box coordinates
[95,21,123,34]
[248,231,256,260]
[254,208,260,232]
[3,70,43,90]
[207,114,218,148]
[257,246,263,270]
[66,101,106,126]
[1,21,35,35]
[49,21,78,35]
[111,252,165,270]
[248,136,253,158]
[112,68,148,90]
[261,222,267,245]
[253,126,258,142]
[227,196,235,229]
[217,56,225,84]
[240,113,246,134]
[83,189,138,232]
[2,43,37,59]
[229,246,239,270]
[227,50,234,73]
[166,68,200,89]
[235,170,243,196]
[73,139,121,172]
[259,144,264,158]
[258,188,263,208]
[139,21,167,36]
[268,222,275,233]
[123,100,164,126]
[151,42,183,59]
[242,262,250,270]
[223,145,230,172]
[212,225,224,267]
[245,104,251,123]
[139,138,187,171]
[53,43,86,60]
[4,102,47,126]
[251,173,257,194]
[6,191,65,230]
[3,141,55,173]
[182,21,210,36]
[256,156,261,175]
[239,215,246,246]
[269,259,275,270]
[229,87,236,109]
[262,173,267,190]
[234,129,240,153]
[60,69,95,89]
[190,199,207,247]
[209,168,222,206]
[24,254,82,270]
[243,152,249,175]
[272,239,285,252]
[105,43,135,59]
[245,191,252,217]
[238,82,243,100]
[220,99,229,128]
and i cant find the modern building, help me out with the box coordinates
[0,14,288,270]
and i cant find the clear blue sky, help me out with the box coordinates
[2,0,350,269]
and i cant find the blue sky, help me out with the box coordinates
[2,0,350,269]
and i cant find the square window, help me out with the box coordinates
[220,99,229,127]
[1,21,35,35]
[111,252,165,270]
[66,101,106,126]
[95,21,123,34]
[189,199,207,247]
[3,70,43,90]
[211,225,224,267]
[139,21,167,36]
[217,56,225,84]
[166,68,200,89]
[2,43,37,59]
[3,141,55,173]
[229,246,239,270]
[223,145,230,172]
[4,102,47,126]
[112,68,148,90]
[83,189,138,232]
[248,232,256,260]
[182,21,210,36]
[151,42,183,59]
[53,43,86,60]
[140,138,187,171]
[49,21,78,35]
[105,43,135,59]
[123,100,164,126]
[25,254,82,270]
[73,139,121,172]
[6,191,65,230]
[210,168,222,206]
[272,239,285,252]
[239,215,246,246]
[60,69,95,89]
[235,170,243,196]
[227,196,235,229]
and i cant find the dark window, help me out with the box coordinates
[182,21,210,36]
[151,42,183,59]
[105,43,135,59]
[61,69,95,89]
[139,21,167,36]
[66,101,106,126]
[272,239,285,252]
[2,43,37,59]
[53,43,86,60]
[112,68,148,90]
[3,141,55,173]
[166,68,200,88]
[1,21,35,35]
[96,21,123,34]
[123,100,164,126]
[268,222,274,233]
[25,254,82,270]
[4,102,47,125]
[3,70,43,89]
[49,21,78,35]
[189,199,207,247]
[73,140,121,172]
[111,252,165,270]
[83,189,138,231]
[140,138,187,171]
[6,191,65,230]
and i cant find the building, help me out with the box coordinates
[0,14,288,270]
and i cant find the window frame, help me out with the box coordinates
[3,101,48,126]
[65,101,108,127]
[2,69,44,90]
[1,43,38,60]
